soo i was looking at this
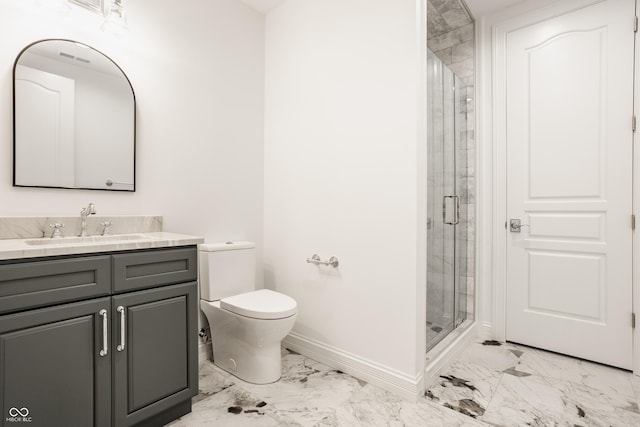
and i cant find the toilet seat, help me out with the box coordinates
[220,289,297,320]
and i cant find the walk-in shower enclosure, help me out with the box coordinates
[426,0,474,352]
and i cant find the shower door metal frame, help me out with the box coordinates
[426,50,468,351]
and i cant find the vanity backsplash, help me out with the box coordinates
[0,215,163,239]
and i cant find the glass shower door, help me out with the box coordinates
[426,50,468,351]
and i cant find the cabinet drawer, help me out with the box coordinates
[112,247,197,293]
[0,256,111,315]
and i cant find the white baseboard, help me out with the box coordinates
[478,321,493,340]
[423,321,477,389]
[282,332,424,402]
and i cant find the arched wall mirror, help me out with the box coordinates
[13,39,136,191]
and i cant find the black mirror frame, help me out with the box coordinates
[12,39,137,192]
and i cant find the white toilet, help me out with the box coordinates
[198,241,297,384]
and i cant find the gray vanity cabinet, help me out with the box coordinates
[0,297,112,427]
[0,246,198,427]
[112,282,197,426]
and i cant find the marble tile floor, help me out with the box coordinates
[167,340,640,426]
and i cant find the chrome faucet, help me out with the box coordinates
[79,203,96,237]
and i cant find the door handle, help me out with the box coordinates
[99,309,108,357]
[116,306,126,352]
[443,195,460,225]
[510,218,530,233]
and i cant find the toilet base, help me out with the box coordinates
[200,300,297,384]
[212,341,283,384]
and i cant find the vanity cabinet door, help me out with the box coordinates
[112,282,198,427]
[0,297,111,427]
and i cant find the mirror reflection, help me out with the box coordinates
[13,39,135,191]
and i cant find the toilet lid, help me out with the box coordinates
[220,289,297,320]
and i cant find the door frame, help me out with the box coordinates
[482,0,640,372]
[633,0,639,375]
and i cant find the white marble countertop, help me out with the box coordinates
[0,232,204,261]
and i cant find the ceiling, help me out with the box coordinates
[240,0,528,18]
[240,0,286,14]
[459,0,528,18]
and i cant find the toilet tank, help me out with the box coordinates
[199,241,256,301]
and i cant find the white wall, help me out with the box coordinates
[264,0,426,397]
[2,0,430,397]
[0,0,265,284]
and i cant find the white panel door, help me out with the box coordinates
[14,65,75,187]
[505,0,635,369]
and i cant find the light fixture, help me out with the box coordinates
[101,0,128,34]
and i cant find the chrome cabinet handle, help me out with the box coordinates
[443,195,460,225]
[117,306,126,352]
[99,309,108,356]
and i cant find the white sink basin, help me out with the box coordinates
[25,234,152,246]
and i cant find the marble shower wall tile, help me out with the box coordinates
[429,23,474,53]
[427,0,454,39]
[427,0,473,39]
[451,40,474,63]
[448,58,474,79]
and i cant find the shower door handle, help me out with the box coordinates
[442,195,460,225]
